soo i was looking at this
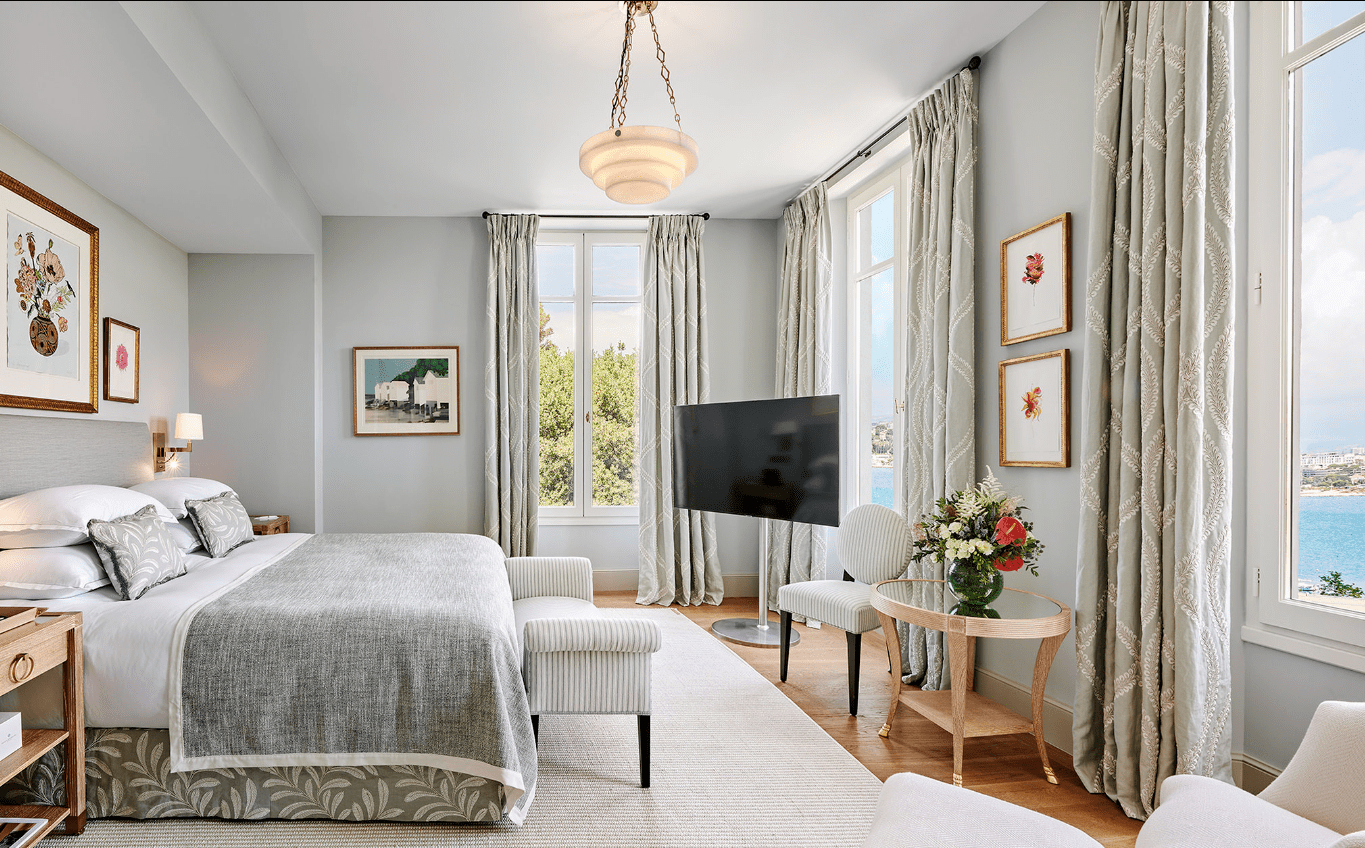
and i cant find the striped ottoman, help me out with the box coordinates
[507,556,663,787]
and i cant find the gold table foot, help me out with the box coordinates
[1043,766,1058,785]
[878,724,891,738]
[952,773,962,787]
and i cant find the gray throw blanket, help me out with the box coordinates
[168,533,536,822]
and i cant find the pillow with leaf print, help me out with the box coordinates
[183,491,255,558]
[86,505,188,601]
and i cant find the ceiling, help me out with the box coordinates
[0,1,1045,253]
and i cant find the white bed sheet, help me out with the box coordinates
[0,533,309,729]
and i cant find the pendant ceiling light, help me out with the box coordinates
[579,0,699,204]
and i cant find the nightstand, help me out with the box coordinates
[251,514,290,535]
[0,610,84,840]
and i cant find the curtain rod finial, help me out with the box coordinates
[966,55,981,71]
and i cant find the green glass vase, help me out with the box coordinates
[945,560,1004,618]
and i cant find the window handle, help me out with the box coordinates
[585,411,592,423]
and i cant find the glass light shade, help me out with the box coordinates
[579,125,699,204]
[174,412,203,441]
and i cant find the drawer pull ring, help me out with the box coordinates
[9,653,33,683]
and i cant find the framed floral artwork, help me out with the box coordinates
[103,318,139,404]
[2,170,99,413]
[352,346,460,436]
[999,349,1070,468]
[1000,212,1070,345]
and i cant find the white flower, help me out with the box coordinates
[974,539,994,555]
[937,523,951,539]
[949,522,963,534]
[955,493,983,519]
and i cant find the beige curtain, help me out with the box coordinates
[765,184,833,611]
[484,213,540,557]
[1073,1,1235,819]
[637,215,723,606]
[897,68,978,691]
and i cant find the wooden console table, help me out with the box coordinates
[871,579,1070,788]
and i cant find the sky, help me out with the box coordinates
[537,242,641,355]
[1297,8,1365,452]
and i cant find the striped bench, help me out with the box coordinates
[506,556,663,787]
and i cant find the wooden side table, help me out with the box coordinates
[0,609,84,840]
[871,579,1071,788]
[250,515,290,535]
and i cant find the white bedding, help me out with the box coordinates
[0,533,310,729]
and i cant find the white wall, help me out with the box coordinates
[0,123,189,437]
[188,254,316,530]
[971,0,1099,720]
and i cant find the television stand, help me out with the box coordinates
[711,520,800,649]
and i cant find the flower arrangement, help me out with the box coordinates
[13,232,74,333]
[910,469,1043,577]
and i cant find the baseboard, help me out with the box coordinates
[593,570,760,599]
[972,667,1074,756]
[1232,752,1280,793]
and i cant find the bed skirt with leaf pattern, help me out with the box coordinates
[0,729,507,822]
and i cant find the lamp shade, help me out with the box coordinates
[174,413,203,441]
[579,125,699,204]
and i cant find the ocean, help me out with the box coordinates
[872,466,893,509]
[1298,495,1365,588]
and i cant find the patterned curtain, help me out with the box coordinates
[1072,1,1235,819]
[897,69,978,691]
[484,213,540,557]
[637,215,723,606]
[765,185,833,612]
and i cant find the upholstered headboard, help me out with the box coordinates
[0,414,154,499]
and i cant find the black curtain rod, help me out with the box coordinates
[822,54,981,186]
[482,211,710,220]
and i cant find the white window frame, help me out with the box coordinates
[537,230,646,525]
[1245,1,1365,668]
[846,168,906,512]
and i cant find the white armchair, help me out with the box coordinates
[1138,700,1365,848]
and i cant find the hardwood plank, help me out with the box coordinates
[597,590,1141,847]
[0,729,67,786]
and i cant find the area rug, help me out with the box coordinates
[50,608,883,847]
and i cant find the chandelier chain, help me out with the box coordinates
[646,10,682,131]
[608,1,683,132]
[609,4,638,129]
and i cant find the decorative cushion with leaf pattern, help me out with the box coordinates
[184,492,255,558]
[86,505,189,601]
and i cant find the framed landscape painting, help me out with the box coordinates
[1,170,99,413]
[1000,212,1070,345]
[352,346,460,436]
[999,349,1070,468]
[103,318,139,404]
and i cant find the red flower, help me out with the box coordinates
[115,344,128,371]
[996,556,1024,572]
[994,515,1027,546]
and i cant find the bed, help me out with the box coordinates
[0,414,536,824]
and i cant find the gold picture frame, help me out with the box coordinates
[103,318,139,404]
[352,346,460,436]
[0,170,99,414]
[1000,212,1070,346]
[998,349,1070,468]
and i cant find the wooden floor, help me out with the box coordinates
[598,591,1140,848]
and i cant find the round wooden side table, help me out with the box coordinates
[871,578,1071,787]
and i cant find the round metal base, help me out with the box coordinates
[711,618,799,649]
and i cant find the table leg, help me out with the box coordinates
[1032,633,1065,785]
[876,611,903,738]
[947,622,968,787]
[964,635,976,692]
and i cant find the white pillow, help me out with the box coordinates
[0,485,177,549]
[0,544,110,599]
[128,478,235,519]
[166,518,203,554]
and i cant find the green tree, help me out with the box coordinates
[1320,570,1365,598]
[591,342,638,506]
[539,307,575,507]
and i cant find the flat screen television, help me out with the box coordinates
[672,395,840,527]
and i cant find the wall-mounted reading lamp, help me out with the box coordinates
[153,413,203,473]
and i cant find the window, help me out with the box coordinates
[847,171,904,511]
[1247,2,1365,657]
[536,232,646,522]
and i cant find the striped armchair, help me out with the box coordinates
[776,504,910,715]
[506,556,662,787]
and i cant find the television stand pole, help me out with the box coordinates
[711,519,800,649]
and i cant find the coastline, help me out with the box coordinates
[1300,489,1365,497]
